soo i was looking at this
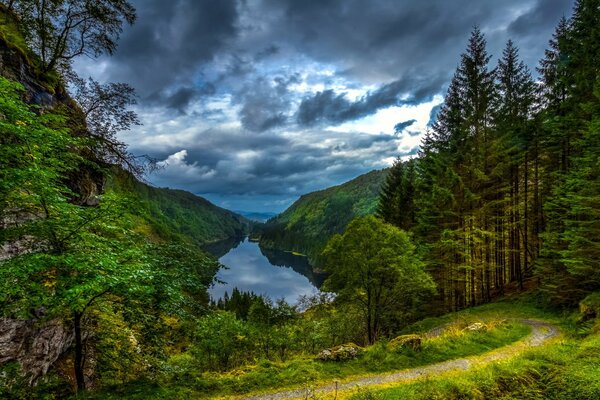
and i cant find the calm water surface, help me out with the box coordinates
[204,237,324,305]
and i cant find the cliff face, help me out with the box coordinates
[0,33,66,108]
[0,30,82,384]
[0,30,104,207]
[0,318,73,384]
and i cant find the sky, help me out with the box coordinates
[74,0,575,213]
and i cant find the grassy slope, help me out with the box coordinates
[81,303,536,399]
[345,299,600,400]
[110,171,251,245]
[260,169,388,262]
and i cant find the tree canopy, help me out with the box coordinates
[9,0,135,72]
[321,216,435,344]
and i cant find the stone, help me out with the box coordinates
[0,317,73,385]
[389,334,422,352]
[316,343,362,361]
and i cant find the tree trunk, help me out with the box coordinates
[73,311,85,392]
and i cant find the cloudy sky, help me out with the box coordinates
[75,0,574,213]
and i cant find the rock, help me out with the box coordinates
[0,317,73,385]
[465,322,487,332]
[389,334,422,352]
[316,343,362,361]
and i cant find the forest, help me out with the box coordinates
[0,0,599,399]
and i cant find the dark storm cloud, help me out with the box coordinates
[297,76,443,126]
[238,74,300,132]
[76,0,576,211]
[143,127,403,201]
[509,0,573,37]
[104,0,238,102]
[149,83,217,113]
[394,119,417,134]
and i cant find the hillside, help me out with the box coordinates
[110,171,251,245]
[260,169,388,262]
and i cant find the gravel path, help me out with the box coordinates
[239,319,559,400]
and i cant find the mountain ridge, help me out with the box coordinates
[259,169,388,263]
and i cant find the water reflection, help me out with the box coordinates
[204,237,323,305]
[259,245,326,287]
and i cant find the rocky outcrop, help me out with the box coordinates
[0,317,73,384]
[0,33,104,208]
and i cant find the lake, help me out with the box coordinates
[204,237,325,305]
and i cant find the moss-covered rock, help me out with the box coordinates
[389,334,422,352]
[316,343,363,361]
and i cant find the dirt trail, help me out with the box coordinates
[239,319,559,400]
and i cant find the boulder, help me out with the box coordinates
[389,334,422,352]
[316,343,362,361]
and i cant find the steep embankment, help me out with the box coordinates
[110,171,252,245]
[260,169,387,262]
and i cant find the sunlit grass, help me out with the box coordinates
[81,316,530,399]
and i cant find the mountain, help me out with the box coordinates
[259,169,388,263]
[110,171,251,245]
[235,211,278,222]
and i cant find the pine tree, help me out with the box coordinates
[377,159,405,224]
[537,0,600,304]
[494,40,537,289]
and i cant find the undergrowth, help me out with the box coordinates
[81,317,530,399]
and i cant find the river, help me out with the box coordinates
[203,237,325,305]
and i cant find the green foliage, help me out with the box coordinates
[377,158,417,230]
[83,308,530,399]
[260,169,387,262]
[193,311,253,370]
[322,216,436,343]
[0,75,222,391]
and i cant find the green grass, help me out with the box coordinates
[0,6,28,55]
[348,330,600,400]
[81,318,530,399]
[343,301,600,400]
[400,297,566,335]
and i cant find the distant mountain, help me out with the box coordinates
[235,211,278,222]
[110,171,251,245]
[259,169,388,263]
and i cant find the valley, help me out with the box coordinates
[1,1,600,399]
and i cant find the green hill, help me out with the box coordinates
[110,171,251,245]
[259,169,388,262]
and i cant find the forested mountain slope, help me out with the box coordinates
[260,169,387,262]
[110,171,251,245]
